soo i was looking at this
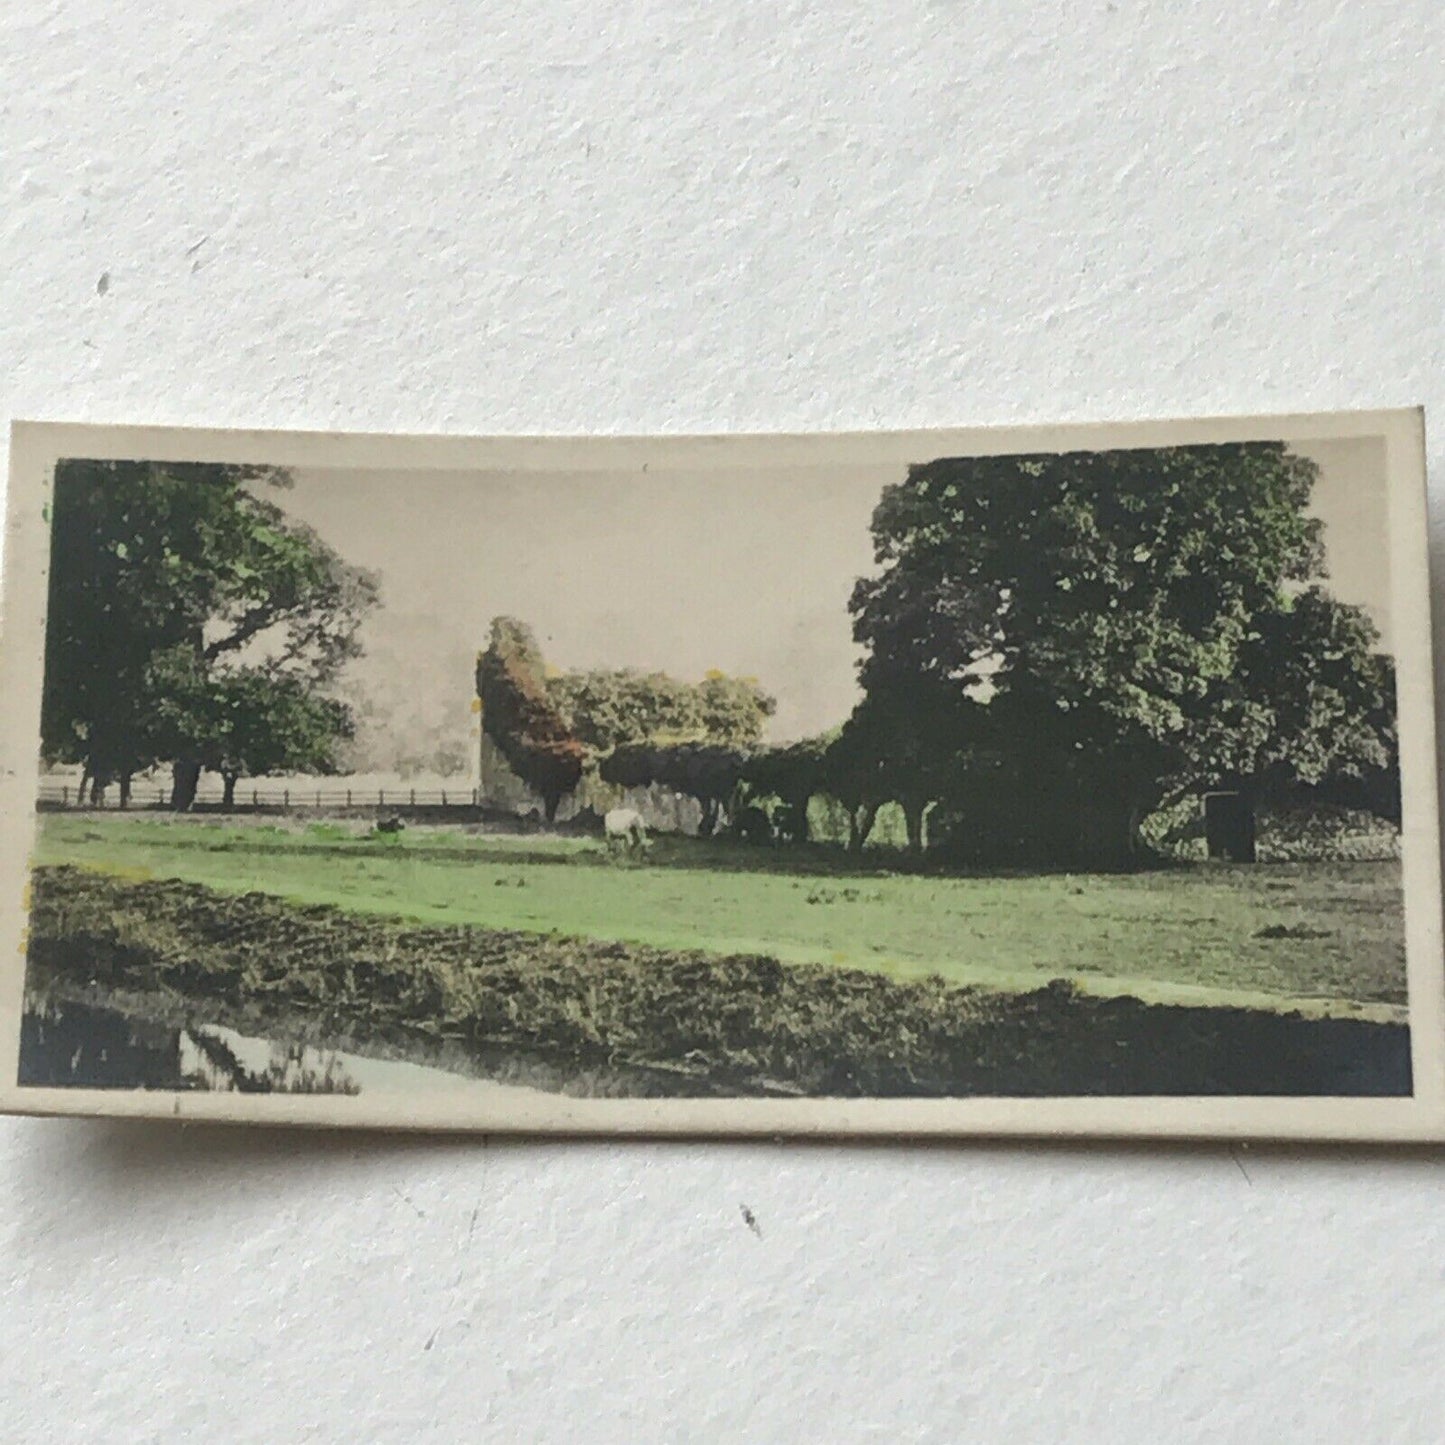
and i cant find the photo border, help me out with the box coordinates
[2,409,1439,1141]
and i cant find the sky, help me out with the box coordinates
[280,435,1392,760]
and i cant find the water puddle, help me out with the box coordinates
[18,996,496,1096]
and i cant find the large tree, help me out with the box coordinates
[835,687,979,854]
[743,733,835,842]
[1185,586,1396,803]
[41,459,376,807]
[851,443,1396,867]
[149,651,356,807]
[817,718,889,853]
[476,618,586,821]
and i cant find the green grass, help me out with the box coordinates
[30,813,1406,1014]
[23,866,1410,1098]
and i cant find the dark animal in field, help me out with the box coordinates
[733,805,767,841]
[773,801,807,844]
[734,805,776,845]
[374,815,406,835]
[605,807,650,856]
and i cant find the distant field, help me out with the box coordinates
[29,813,1406,1015]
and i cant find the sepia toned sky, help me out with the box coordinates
[283,437,1392,751]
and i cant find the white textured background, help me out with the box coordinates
[3,3,1444,1440]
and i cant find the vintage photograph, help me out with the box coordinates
[0,415,1440,1138]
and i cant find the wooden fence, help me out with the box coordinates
[37,781,483,812]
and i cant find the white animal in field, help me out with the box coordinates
[604,807,649,856]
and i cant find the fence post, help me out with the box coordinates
[410,789,416,806]
[284,788,290,807]
[61,786,68,806]
[442,789,447,806]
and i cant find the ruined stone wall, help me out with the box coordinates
[477,731,702,832]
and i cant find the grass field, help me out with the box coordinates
[29,812,1406,1016]
[21,866,1412,1097]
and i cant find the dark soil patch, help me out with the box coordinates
[21,866,1411,1098]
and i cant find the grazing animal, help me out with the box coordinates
[735,804,775,845]
[374,814,406,836]
[604,807,649,856]
[571,805,604,833]
[774,801,807,844]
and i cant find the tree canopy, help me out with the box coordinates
[599,740,748,835]
[695,672,777,748]
[824,687,981,853]
[41,459,376,805]
[851,443,1397,866]
[148,651,355,805]
[546,665,775,754]
[742,733,835,842]
[545,669,706,754]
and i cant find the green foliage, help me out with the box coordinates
[599,740,749,834]
[695,672,777,747]
[744,733,833,799]
[1190,587,1396,795]
[475,618,585,820]
[822,688,983,852]
[743,733,836,840]
[41,459,376,798]
[217,671,354,784]
[851,443,1397,864]
[479,618,777,823]
[149,652,350,781]
[546,665,776,753]
[854,442,1324,703]
[545,668,705,752]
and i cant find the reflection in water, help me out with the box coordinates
[20,998,189,1091]
[180,1027,360,1094]
[18,997,482,1095]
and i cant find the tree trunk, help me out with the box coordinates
[1077,795,1146,872]
[1204,791,1256,863]
[785,793,811,842]
[699,798,720,837]
[848,802,880,853]
[170,759,201,812]
[542,789,561,824]
[118,774,132,810]
[902,798,926,856]
[221,772,238,810]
